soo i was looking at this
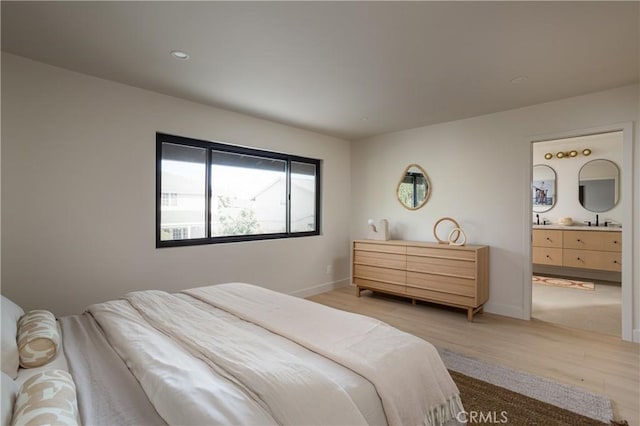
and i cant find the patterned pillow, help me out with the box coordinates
[17,311,60,368]
[12,370,78,426]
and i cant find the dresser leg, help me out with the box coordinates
[356,286,361,297]
[467,306,484,321]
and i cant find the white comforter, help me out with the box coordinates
[89,283,462,426]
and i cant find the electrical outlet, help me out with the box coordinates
[325,264,333,275]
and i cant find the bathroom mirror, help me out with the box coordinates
[579,159,619,212]
[397,164,431,210]
[532,164,556,213]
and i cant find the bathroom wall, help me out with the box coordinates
[532,131,623,226]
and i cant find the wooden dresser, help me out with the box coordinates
[532,228,621,272]
[352,240,489,321]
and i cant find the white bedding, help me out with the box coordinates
[89,293,387,425]
[88,283,462,426]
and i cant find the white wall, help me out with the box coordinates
[350,84,639,339]
[1,53,352,316]
[532,132,623,225]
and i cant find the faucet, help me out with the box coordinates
[536,214,540,225]
[595,214,599,227]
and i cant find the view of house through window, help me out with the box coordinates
[157,133,320,246]
[159,143,207,241]
[211,151,287,237]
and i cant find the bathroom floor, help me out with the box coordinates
[532,278,621,337]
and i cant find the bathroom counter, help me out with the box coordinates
[532,225,621,231]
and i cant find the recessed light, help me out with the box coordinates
[170,50,190,60]
[510,75,528,84]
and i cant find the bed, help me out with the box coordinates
[2,283,463,426]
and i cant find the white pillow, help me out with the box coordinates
[1,296,24,379]
[1,372,18,426]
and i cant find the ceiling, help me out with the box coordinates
[2,1,638,141]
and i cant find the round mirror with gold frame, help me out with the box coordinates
[397,164,431,210]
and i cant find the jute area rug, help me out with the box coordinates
[438,348,623,425]
[533,275,595,290]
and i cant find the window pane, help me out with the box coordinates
[160,143,206,241]
[291,161,317,233]
[211,151,286,237]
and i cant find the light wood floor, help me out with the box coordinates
[533,280,621,337]
[308,286,640,425]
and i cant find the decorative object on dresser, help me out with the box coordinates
[367,219,390,241]
[433,217,465,245]
[353,240,489,321]
[532,228,621,272]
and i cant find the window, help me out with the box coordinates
[157,133,321,247]
[161,192,178,207]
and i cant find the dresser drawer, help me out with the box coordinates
[407,255,476,279]
[353,264,406,285]
[406,245,476,261]
[354,278,406,295]
[532,247,563,266]
[406,285,476,308]
[563,249,622,272]
[354,241,406,255]
[354,250,406,269]
[532,229,563,248]
[407,272,475,297]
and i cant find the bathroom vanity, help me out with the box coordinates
[532,226,622,272]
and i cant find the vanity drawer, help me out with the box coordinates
[532,229,563,248]
[532,247,563,266]
[353,264,406,285]
[562,230,609,251]
[563,249,622,272]
[601,232,622,252]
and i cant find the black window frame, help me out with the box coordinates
[156,133,321,248]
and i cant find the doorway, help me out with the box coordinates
[528,126,632,339]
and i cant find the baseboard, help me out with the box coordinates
[289,278,350,299]
[483,302,527,320]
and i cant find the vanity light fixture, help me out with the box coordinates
[544,148,591,160]
[170,50,190,60]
